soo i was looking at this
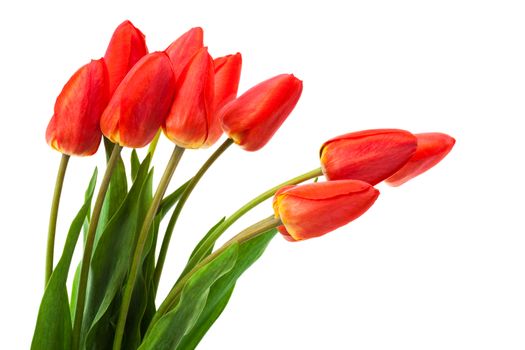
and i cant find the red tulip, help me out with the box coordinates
[220,74,303,151]
[165,27,204,79]
[164,47,217,149]
[386,133,455,186]
[104,20,148,95]
[100,52,176,148]
[320,129,417,185]
[272,180,379,241]
[214,53,242,114]
[46,59,109,156]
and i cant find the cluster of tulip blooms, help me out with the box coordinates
[33,20,455,350]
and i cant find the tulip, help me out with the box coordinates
[104,20,148,95]
[164,47,217,149]
[165,27,204,79]
[46,59,109,156]
[220,74,303,151]
[214,53,242,114]
[386,132,455,186]
[100,52,176,148]
[320,129,418,185]
[273,180,379,241]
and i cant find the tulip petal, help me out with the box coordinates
[100,52,176,148]
[220,74,303,151]
[214,53,242,114]
[386,132,455,186]
[104,20,148,95]
[320,129,418,185]
[164,47,216,149]
[165,27,204,79]
[274,180,379,241]
[46,59,109,156]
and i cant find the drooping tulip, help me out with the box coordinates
[165,27,204,79]
[386,133,455,186]
[320,129,417,185]
[272,180,379,241]
[213,53,242,114]
[220,74,303,151]
[104,20,148,95]
[100,52,176,148]
[164,47,217,149]
[46,59,109,156]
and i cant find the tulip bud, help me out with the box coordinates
[46,59,109,156]
[320,129,417,185]
[100,52,176,148]
[165,27,204,79]
[386,132,455,186]
[214,53,242,114]
[104,20,148,95]
[164,47,217,149]
[220,74,303,151]
[273,180,379,241]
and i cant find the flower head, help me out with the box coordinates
[220,74,303,151]
[100,52,176,148]
[273,180,379,241]
[46,59,109,156]
[320,129,417,185]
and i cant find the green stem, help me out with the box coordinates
[112,145,185,350]
[153,138,234,291]
[45,153,70,286]
[148,215,281,331]
[179,167,323,278]
[72,144,122,350]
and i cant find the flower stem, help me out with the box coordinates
[148,215,281,331]
[72,144,122,350]
[153,138,234,292]
[112,145,185,350]
[45,153,70,286]
[179,167,323,278]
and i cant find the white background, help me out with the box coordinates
[1,0,525,349]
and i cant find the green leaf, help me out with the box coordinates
[178,229,276,350]
[131,149,140,182]
[139,243,239,350]
[188,218,225,261]
[31,169,98,350]
[82,156,152,350]
[96,138,128,250]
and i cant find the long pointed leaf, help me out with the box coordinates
[31,169,98,350]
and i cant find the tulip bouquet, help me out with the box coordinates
[32,20,455,350]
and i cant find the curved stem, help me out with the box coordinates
[153,138,234,291]
[72,144,122,350]
[180,167,323,278]
[112,145,185,350]
[149,215,281,331]
[45,153,70,286]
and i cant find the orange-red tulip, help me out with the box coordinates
[45,59,109,156]
[165,27,204,79]
[164,47,217,149]
[320,129,417,185]
[214,53,242,114]
[104,20,148,95]
[100,52,176,148]
[386,132,455,186]
[273,180,379,241]
[220,74,303,151]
